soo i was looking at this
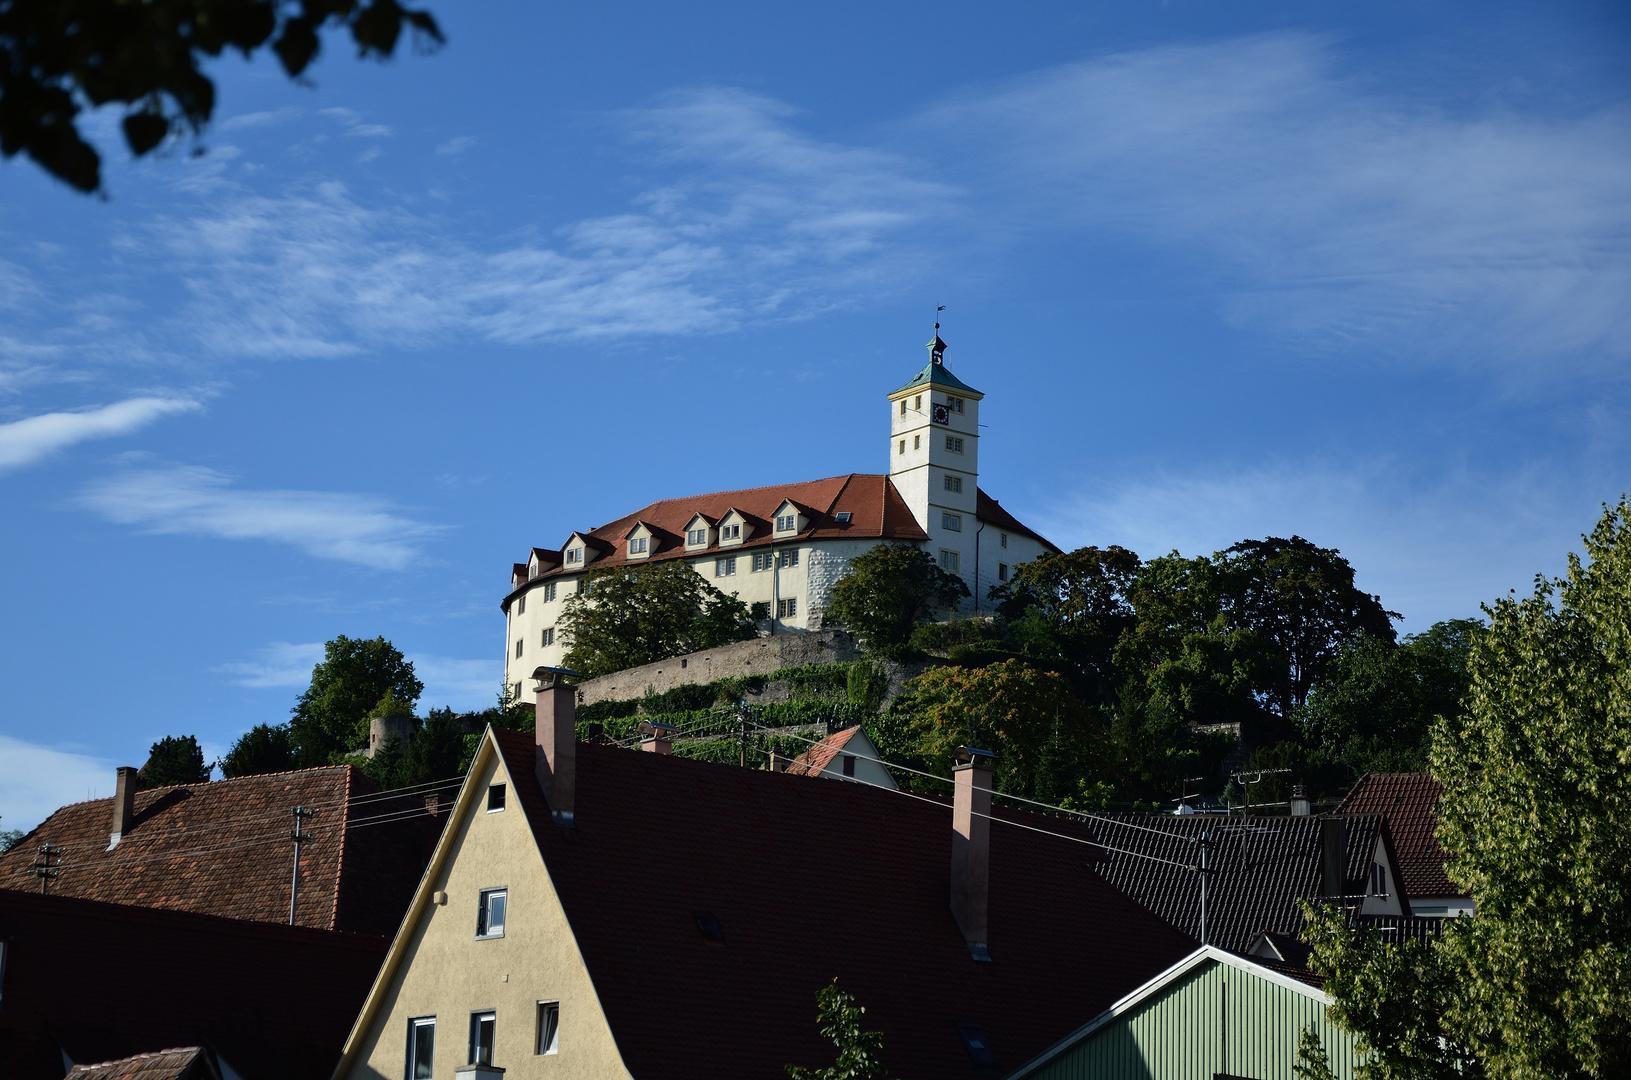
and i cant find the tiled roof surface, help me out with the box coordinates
[489,731,1196,1078]
[67,1047,210,1080]
[0,767,435,935]
[785,725,863,776]
[1336,773,1460,898]
[0,889,387,1080]
[977,488,1060,552]
[1084,813,1386,953]
[893,358,983,395]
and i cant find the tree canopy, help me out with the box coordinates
[825,544,969,654]
[140,734,210,787]
[287,634,422,765]
[0,0,441,193]
[559,560,758,679]
[785,979,894,1080]
[219,722,297,778]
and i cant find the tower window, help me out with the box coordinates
[514,638,523,658]
[716,557,737,576]
[898,439,905,455]
[944,475,962,494]
[939,549,960,573]
[946,436,964,454]
[948,396,964,413]
[914,434,921,450]
[900,399,907,415]
[516,595,525,615]
[628,536,648,554]
[777,597,798,619]
[942,513,962,532]
[541,627,554,647]
[914,394,922,410]
[1000,532,1008,548]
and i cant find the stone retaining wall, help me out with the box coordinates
[575,629,863,706]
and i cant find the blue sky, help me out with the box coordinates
[3,1,1628,831]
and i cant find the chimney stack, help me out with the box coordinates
[1290,784,1311,817]
[638,721,675,755]
[950,747,996,962]
[768,749,787,773]
[108,766,139,850]
[1320,817,1345,898]
[532,667,579,827]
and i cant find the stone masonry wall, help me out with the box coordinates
[575,629,863,706]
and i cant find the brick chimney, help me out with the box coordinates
[768,749,787,772]
[639,721,675,755]
[950,747,996,962]
[532,667,578,827]
[108,765,139,850]
[1321,817,1345,898]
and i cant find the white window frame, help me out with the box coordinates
[752,552,770,572]
[775,513,796,533]
[777,597,797,619]
[942,513,962,532]
[476,888,507,939]
[939,549,960,573]
[514,639,523,659]
[469,1011,497,1066]
[536,1001,560,1055]
[544,582,558,602]
[948,396,964,413]
[776,549,799,568]
[715,557,737,577]
[944,475,962,494]
[407,1016,436,1080]
[565,547,582,564]
[720,524,742,541]
[487,783,506,813]
[628,536,648,554]
[946,436,964,453]
[541,627,555,647]
[687,527,707,546]
[516,595,525,615]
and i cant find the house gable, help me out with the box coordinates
[335,730,630,1080]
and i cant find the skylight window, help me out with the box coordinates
[956,1022,996,1066]
[834,512,852,523]
[694,911,724,944]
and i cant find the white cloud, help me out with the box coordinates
[928,33,1631,368]
[218,107,302,132]
[0,397,200,472]
[1032,459,1599,629]
[435,135,476,156]
[0,736,117,836]
[77,466,445,569]
[411,654,502,713]
[216,641,324,688]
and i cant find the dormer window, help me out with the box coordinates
[687,528,707,545]
[629,537,648,554]
[565,548,583,565]
[721,524,741,541]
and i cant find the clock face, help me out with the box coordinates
[932,404,950,425]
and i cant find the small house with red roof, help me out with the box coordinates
[333,676,1194,1079]
[500,339,1059,698]
[783,725,897,789]
[1337,772,1473,917]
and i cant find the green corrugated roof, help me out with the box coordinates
[892,359,982,396]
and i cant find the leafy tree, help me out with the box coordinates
[289,635,422,766]
[785,979,894,1080]
[559,560,758,679]
[825,544,969,654]
[219,722,297,777]
[0,0,441,193]
[140,734,209,787]
[0,828,23,852]
[990,544,1141,700]
[879,659,1093,801]
[349,706,471,790]
[1429,501,1631,1078]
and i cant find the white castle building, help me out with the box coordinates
[501,337,1058,696]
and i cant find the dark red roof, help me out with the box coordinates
[0,889,387,1080]
[785,725,863,776]
[1337,773,1461,898]
[67,1047,213,1080]
[0,767,437,935]
[488,730,1195,1077]
[977,489,1060,553]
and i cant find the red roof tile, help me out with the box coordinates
[785,725,863,776]
[1337,773,1461,898]
[67,1047,212,1080]
[0,768,437,935]
[487,730,1195,1077]
[0,889,387,1080]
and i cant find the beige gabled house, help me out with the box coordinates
[333,679,1196,1079]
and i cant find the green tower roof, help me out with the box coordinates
[892,349,983,396]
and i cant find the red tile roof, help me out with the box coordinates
[0,767,437,935]
[0,889,388,1080]
[785,725,864,776]
[1337,773,1461,898]
[485,730,1195,1077]
[67,1047,212,1080]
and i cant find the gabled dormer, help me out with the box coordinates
[716,508,757,547]
[527,548,561,579]
[624,522,659,560]
[561,531,608,569]
[511,563,529,589]
[682,513,717,551]
[771,500,808,537]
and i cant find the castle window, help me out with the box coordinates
[777,597,797,619]
[544,582,558,601]
[899,399,907,416]
[1000,532,1008,548]
[914,434,921,450]
[998,563,1009,581]
[752,552,771,572]
[946,436,964,454]
[914,394,922,410]
[687,527,708,546]
[541,627,554,647]
[716,557,737,577]
[514,638,523,658]
[629,537,648,554]
[939,549,960,573]
[516,595,525,615]
[898,439,905,455]
[720,524,741,541]
[565,547,582,564]
[776,513,797,532]
[944,475,962,494]
[942,513,962,532]
[777,549,799,568]
[948,396,965,413]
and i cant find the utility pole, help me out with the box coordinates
[737,703,752,769]
[1196,828,1212,946]
[289,806,312,926]
[31,842,60,894]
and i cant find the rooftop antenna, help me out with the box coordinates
[928,305,947,365]
[1230,767,1291,814]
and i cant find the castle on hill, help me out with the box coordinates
[500,336,1058,697]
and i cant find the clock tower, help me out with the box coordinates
[887,333,984,602]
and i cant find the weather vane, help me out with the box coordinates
[928,305,947,365]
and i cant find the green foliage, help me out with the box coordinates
[991,545,1141,699]
[289,636,422,766]
[346,707,472,790]
[0,829,24,852]
[785,980,893,1080]
[140,734,209,787]
[0,0,441,193]
[1428,500,1631,1079]
[1300,901,1477,1079]
[773,663,852,701]
[560,560,758,679]
[825,544,969,653]
[219,723,297,777]
[847,660,891,712]
[1294,1029,1341,1080]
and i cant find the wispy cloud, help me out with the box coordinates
[928,33,1631,368]
[216,640,324,688]
[434,135,475,156]
[0,736,116,835]
[0,397,199,472]
[77,466,445,568]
